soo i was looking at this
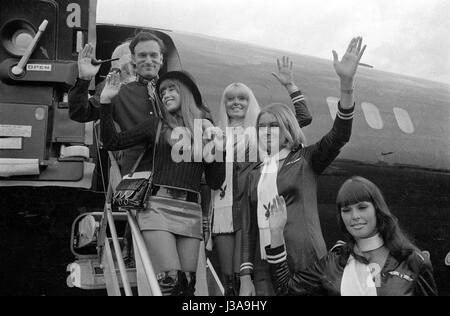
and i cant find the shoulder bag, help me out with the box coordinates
[112,121,162,210]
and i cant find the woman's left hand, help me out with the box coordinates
[100,72,121,104]
[201,119,214,132]
[269,195,288,234]
[202,120,222,142]
[272,56,295,87]
[332,37,367,86]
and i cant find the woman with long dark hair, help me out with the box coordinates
[267,177,438,296]
[99,70,225,296]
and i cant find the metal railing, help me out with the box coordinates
[95,152,162,296]
[126,209,162,296]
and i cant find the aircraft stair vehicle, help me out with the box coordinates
[66,152,163,296]
[67,152,224,296]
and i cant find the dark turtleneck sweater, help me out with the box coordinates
[99,99,225,193]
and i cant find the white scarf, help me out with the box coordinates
[356,234,385,253]
[211,128,237,234]
[257,148,290,260]
[211,161,234,234]
[341,234,384,296]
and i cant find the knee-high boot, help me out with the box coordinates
[233,273,241,296]
[222,274,236,296]
[182,272,197,296]
[157,270,183,296]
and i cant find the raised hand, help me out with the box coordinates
[100,72,121,104]
[78,43,100,80]
[272,56,294,87]
[201,119,215,132]
[332,37,367,86]
[269,195,288,234]
[203,124,225,144]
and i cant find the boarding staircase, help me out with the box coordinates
[66,136,224,296]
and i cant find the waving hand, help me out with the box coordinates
[78,43,100,81]
[272,56,294,87]
[332,37,367,84]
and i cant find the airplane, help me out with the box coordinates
[0,0,449,296]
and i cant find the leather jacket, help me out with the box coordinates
[266,243,438,296]
[241,104,355,277]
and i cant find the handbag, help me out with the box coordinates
[113,121,162,210]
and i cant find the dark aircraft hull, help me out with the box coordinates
[1,159,449,296]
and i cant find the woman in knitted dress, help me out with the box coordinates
[100,70,225,296]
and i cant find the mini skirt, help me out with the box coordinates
[137,187,202,240]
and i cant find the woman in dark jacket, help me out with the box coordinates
[100,70,225,296]
[267,177,438,296]
[209,57,313,296]
[240,37,365,296]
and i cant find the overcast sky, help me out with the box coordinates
[97,0,450,84]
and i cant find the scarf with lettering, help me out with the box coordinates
[211,128,238,234]
[257,148,290,260]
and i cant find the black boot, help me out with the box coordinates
[182,272,197,296]
[233,273,241,296]
[222,274,236,296]
[157,271,183,296]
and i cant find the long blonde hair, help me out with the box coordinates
[217,83,260,131]
[217,83,261,157]
[257,103,307,151]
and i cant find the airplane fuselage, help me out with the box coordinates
[129,26,450,295]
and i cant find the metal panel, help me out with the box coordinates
[0,103,48,160]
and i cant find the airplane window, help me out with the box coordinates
[393,107,415,134]
[362,102,383,130]
[327,97,339,120]
[422,251,431,261]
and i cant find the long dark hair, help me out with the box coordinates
[336,176,420,265]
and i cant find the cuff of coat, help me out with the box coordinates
[265,245,287,264]
[240,263,254,277]
[76,78,92,88]
[99,103,113,118]
[290,90,305,103]
[337,102,355,120]
[100,103,113,111]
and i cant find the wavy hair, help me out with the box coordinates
[336,176,421,265]
[257,103,307,152]
[159,79,210,137]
